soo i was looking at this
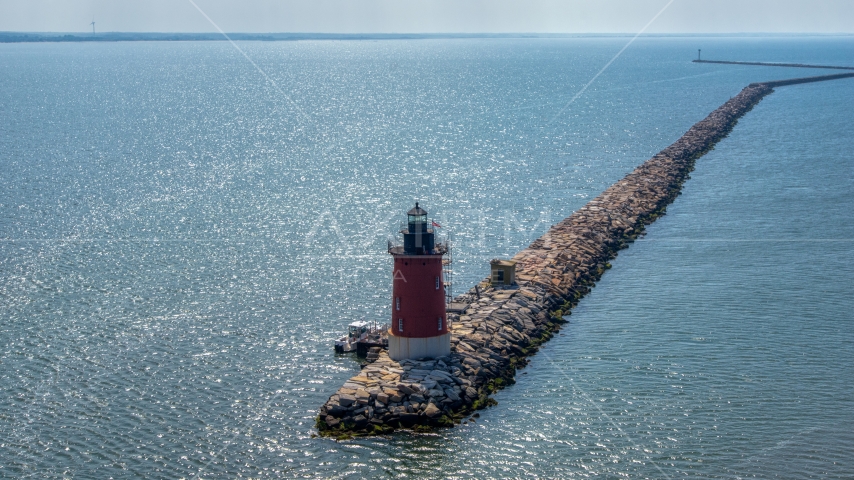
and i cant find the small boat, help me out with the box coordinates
[334,320,389,354]
[334,320,370,353]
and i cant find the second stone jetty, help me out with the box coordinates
[316,73,854,437]
[693,59,854,71]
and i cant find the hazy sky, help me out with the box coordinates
[1,0,853,34]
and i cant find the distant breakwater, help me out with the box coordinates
[316,73,854,438]
[693,59,854,71]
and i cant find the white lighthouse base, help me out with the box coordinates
[388,332,451,361]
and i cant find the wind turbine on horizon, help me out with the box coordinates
[90,17,95,34]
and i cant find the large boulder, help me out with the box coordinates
[444,388,461,402]
[428,388,446,399]
[353,415,369,429]
[397,384,416,395]
[424,403,443,418]
[463,357,482,369]
[399,412,421,426]
[325,416,341,428]
[390,405,407,415]
[428,370,454,383]
[420,380,438,390]
[328,405,349,418]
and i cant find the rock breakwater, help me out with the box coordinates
[693,59,854,71]
[317,74,853,437]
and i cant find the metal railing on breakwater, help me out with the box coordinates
[316,72,854,438]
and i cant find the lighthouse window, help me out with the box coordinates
[438,317,442,330]
[395,297,400,311]
[435,276,440,290]
[398,318,403,332]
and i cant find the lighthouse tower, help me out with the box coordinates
[387,203,450,361]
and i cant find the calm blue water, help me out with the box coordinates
[1,36,852,478]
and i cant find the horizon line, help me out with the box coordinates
[3,31,854,36]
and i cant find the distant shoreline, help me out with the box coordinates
[2,32,853,43]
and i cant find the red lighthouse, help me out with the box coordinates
[387,203,450,360]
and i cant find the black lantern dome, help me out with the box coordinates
[407,202,428,233]
[403,202,434,254]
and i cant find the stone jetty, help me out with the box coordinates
[316,73,854,438]
[693,59,854,71]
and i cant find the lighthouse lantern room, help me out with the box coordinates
[387,203,450,360]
